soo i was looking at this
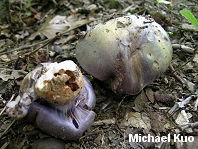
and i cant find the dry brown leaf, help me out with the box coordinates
[149,111,169,133]
[133,91,149,112]
[145,88,155,103]
[154,92,176,103]
[26,49,49,64]
[0,69,27,81]
[125,112,151,130]
[94,134,102,145]
[186,136,198,149]
[29,15,90,40]
[175,110,192,125]
[0,55,10,62]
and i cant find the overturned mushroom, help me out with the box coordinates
[6,60,96,140]
[76,15,172,95]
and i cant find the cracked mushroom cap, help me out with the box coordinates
[27,76,96,140]
[34,60,83,104]
[76,15,172,95]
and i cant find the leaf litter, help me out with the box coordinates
[29,15,91,40]
[0,0,198,149]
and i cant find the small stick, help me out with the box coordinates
[0,94,15,116]
[179,121,198,130]
[1,20,92,63]
[171,46,198,74]
[172,44,194,54]
[19,21,92,60]
[115,95,129,122]
[169,64,186,86]
[0,40,47,56]
[0,119,16,138]
[92,118,116,126]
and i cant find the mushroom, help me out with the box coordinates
[76,15,172,95]
[6,60,96,140]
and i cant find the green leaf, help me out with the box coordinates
[25,0,33,9]
[157,0,171,4]
[24,12,32,17]
[180,9,198,30]
[167,31,173,35]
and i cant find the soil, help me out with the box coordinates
[0,0,198,149]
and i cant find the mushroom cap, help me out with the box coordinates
[76,15,172,94]
[27,76,96,140]
[34,60,83,104]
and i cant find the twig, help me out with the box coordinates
[0,40,47,56]
[0,119,16,138]
[92,118,116,126]
[169,63,186,86]
[172,43,195,54]
[60,34,77,45]
[167,102,180,117]
[0,94,15,116]
[0,142,9,148]
[0,94,16,139]
[167,95,195,117]
[171,46,198,74]
[51,0,57,5]
[18,21,92,60]
[115,95,129,122]
[179,121,198,130]
[1,20,92,64]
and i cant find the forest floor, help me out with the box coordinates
[0,0,198,148]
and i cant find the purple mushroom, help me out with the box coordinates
[76,15,173,95]
[6,60,96,140]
